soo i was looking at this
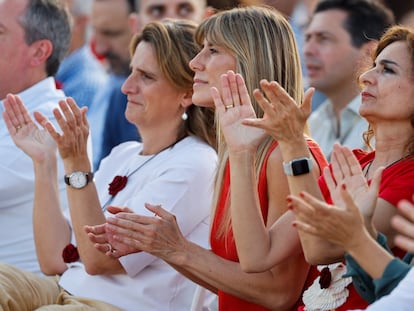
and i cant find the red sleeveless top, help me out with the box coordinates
[210,138,328,311]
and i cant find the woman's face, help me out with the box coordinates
[359,41,414,123]
[121,41,188,129]
[189,39,237,107]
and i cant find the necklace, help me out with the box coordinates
[101,137,184,211]
[363,161,373,178]
[364,155,409,178]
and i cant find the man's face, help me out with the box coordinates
[139,0,206,25]
[91,0,136,76]
[0,0,34,99]
[303,9,364,96]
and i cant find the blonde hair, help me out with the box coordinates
[130,19,216,149]
[362,25,414,155]
[195,6,305,239]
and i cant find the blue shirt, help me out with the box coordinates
[56,45,108,108]
[87,74,141,170]
[99,87,141,167]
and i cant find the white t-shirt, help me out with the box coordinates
[60,136,217,311]
[0,77,69,275]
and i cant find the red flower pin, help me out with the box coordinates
[319,266,332,289]
[108,175,128,196]
[62,243,79,263]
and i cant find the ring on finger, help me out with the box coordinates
[15,125,23,131]
[225,104,234,109]
[106,243,113,253]
[106,243,117,254]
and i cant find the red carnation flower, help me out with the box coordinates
[319,266,332,289]
[108,175,128,196]
[62,243,79,263]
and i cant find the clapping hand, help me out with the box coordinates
[211,70,265,153]
[289,144,384,245]
[3,94,89,164]
[288,185,366,250]
[85,206,139,258]
[44,98,89,161]
[326,144,383,224]
[3,93,57,163]
[242,80,314,144]
[86,204,188,262]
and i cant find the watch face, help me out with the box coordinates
[291,159,310,175]
[69,172,87,189]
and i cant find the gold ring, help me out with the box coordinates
[15,125,22,131]
[225,105,234,109]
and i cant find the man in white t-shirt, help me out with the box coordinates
[0,0,72,275]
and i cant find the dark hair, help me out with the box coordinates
[314,0,394,48]
[382,0,414,24]
[19,0,72,76]
[126,0,136,12]
[363,25,414,153]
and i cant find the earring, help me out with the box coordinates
[181,112,188,121]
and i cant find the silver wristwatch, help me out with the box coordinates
[64,171,94,189]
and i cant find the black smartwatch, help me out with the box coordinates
[283,157,313,176]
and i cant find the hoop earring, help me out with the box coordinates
[181,112,188,121]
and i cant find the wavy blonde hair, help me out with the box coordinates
[195,6,305,239]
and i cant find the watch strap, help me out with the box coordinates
[64,171,94,187]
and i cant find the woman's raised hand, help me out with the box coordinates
[3,93,57,163]
[242,80,314,144]
[326,145,383,221]
[211,70,265,153]
[44,97,89,161]
[289,185,368,250]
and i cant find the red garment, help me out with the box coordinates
[210,138,328,311]
[298,265,369,311]
[320,150,414,209]
[299,149,414,311]
[320,149,414,258]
